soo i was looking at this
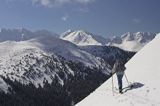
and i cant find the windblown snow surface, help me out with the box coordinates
[76,33,160,106]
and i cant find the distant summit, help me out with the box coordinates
[60,30,107,46]
[109,32,156,51]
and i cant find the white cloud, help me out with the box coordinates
[41,0,50,6]
[133,18,141,23]
[32,0,39,4]
[79,7,89,13]
[61,14,69,21]
[31,0,95,7]
[75,0,94,4]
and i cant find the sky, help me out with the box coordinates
[0,0,160,37]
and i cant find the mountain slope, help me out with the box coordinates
[60,30,107,46]
[0,35,110,89]
[80,45,134,68]
[76,33,160,106]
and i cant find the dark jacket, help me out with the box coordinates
[112,63,126,76]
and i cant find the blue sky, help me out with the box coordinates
[0,0,160,37]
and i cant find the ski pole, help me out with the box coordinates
[124,72,130,86]
[112,73,114,96]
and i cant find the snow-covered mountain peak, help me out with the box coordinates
[60,30,107,46]
[0,28,156,52]
[121,32,134,41]
[110,35,122,44]
[121,32,156,42]
[61,30,157,52]
[109,32,157,51]
[61,30,95,42]
[60,29,73,38]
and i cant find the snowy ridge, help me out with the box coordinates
[61,30,156,52]
[76,33,160,106]
[0,28,156,52]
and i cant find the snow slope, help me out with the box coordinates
[76,33,160,106]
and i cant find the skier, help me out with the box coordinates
[112,60,126,94]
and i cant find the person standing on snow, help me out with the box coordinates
[112,60,126,93]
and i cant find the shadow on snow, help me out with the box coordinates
[123,82,144,93]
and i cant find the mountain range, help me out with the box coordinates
[61,30,156,51]
[0,28,157,105]
[0,28,135,106]
[0,28,156,52]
